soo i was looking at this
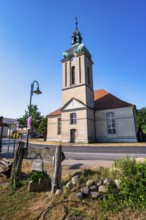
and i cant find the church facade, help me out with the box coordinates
[47,23,137,143]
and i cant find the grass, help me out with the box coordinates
[1,158,146,219]
[0,185,43,219]
[0,159,79,220]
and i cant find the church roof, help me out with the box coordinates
[94,89,134,110]
[48,108,61,117]
[47,89,134,116]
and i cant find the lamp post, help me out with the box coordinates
[26,81,42,149]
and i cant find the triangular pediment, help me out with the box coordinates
[62,98,86,111]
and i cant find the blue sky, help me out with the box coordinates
[0,0,145,119]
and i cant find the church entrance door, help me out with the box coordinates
[70,129,76,143]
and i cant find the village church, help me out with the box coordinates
[47,22,137,143]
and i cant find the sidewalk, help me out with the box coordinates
[61,159,113,169]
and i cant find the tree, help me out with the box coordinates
[38,117,47,140]
[136,107,146,132]
[18,105,44,136]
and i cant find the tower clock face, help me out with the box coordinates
[71,57,75,62]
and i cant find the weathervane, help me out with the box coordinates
[76,17,78,29]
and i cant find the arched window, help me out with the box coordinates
[74,36,77,43]
[57,118,61,135]
[79,57,81,83]
[65,62,67,87]
[70,113,77,124]
[71,66,75,85]
[107,112,116,134]
[87,67,90,85]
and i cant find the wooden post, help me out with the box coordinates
[10,141,24,189]
[51,145,62,193]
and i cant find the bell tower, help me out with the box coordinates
[61,20,95,143]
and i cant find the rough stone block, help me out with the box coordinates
[28,178,51,192]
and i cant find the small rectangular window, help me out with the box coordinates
[107,112,116,134]
[70,113,77,124]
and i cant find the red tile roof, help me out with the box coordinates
[94,89,134,110]
[48,89,134,116]
[47,108,61,117]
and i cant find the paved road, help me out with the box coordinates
[1,141,146,160]
[0,139,18,157]
[29,143,146,153]
[29,143,146,161]
[64,152,146,160]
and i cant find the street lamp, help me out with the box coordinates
[26,81,42,149]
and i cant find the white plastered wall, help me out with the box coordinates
[47,115,61,142]
[61,109,88,143]
[95,107,137,142]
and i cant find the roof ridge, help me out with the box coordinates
[47,89,135,116]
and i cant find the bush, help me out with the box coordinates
[28,170,48,184]
[102,157,146,211]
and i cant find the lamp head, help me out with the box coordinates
[33,86,42,95]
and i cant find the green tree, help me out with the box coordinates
[38,117,47,140]
[18,105,44,136]
[136,107,146,132]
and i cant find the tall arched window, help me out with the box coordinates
[79,57,81,83]
[87,67,90,85]
[107,112,116,134]
[71,66,75,85]
[65,62,67,87]
[57,118,61,135]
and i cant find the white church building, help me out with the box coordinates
[47,22,137,143]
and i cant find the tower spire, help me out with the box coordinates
[71,17,82,46]
[76,17,78,30]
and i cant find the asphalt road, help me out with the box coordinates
[29,143,146,153]
[1,141,146,160]
[29,143,146,161]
